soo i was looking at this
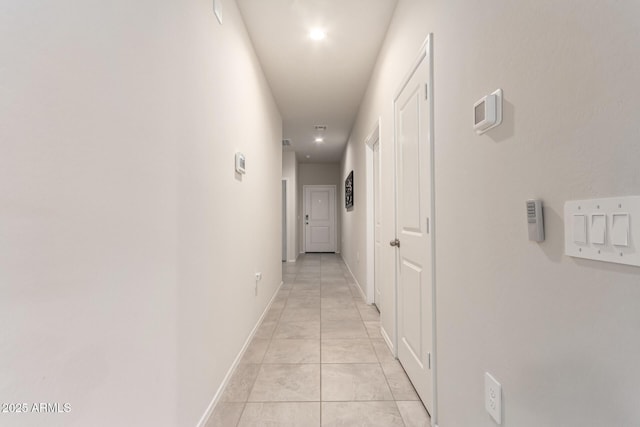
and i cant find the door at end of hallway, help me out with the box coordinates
[303,185,337,253]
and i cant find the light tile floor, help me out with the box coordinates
[207,254,431,427]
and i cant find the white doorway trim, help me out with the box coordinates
[302,185,338,253]
[282,177,297,262]
[282,179,287,262]
[392,33,437,425]
[365,119,381,305]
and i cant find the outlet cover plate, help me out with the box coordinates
[213,0,223,24]
[485,372,502,424]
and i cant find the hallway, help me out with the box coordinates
[208,254,430,426]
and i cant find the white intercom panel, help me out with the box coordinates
[526,199,545,242]
[564,196,639,267]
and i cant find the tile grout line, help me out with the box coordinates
[319,255,323,427]
[239,267,293,426]
[238,255,410,425]
[346,256,409,427]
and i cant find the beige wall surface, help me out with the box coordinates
[0,1,282,426]
[341,0,640,426]
[298,163,343,254]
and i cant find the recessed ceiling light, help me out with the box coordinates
[306,155,311,159]
[309,29,326,41]
[315,137,324,143]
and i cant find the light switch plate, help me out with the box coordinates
[564,196,640,267]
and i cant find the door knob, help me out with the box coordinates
[389,239,400,247]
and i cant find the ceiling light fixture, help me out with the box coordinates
[306,155,311,159]
[309,29,326,41]
[315,137,324,143]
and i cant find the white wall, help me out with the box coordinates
[298,163,342,253]
[0,1,282,426]
[341,0,640,426]
[282,151,298,261]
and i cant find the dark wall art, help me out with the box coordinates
[345,170,354,209]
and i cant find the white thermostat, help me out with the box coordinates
[235,152,246,174]
[474,89,503,134]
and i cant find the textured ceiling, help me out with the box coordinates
[237,0,398,163]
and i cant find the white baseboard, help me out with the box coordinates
[380,325,396,357]
[197,280,284,427]
[340,254,367,302]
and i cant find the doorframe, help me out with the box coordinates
[392,33,437,425]
[282,179,287,262]
[302,184,338,253]
[365,118,381,305]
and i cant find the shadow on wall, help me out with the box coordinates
[488,98,515,143]
[540,205,563,264]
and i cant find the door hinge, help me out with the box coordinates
[426,217,430,234]
[428,352,431,369]
[425,83,429,100]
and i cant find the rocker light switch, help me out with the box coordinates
[612,214,630,247]
[591,214,606,245]
[573,215,587,244]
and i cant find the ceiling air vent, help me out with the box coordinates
[314,125,327,131]
[282,139,292,147]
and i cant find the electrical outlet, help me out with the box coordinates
[485,372,502,424]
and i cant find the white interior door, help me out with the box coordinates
[373,140,382,307]
[393,38,434,413]
[304,185,336,253]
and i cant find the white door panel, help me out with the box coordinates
[304,186,336,253]
[311,192,330,220]
[394,37,434,415]
[311,226,330,243]
[400,92,422,232]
